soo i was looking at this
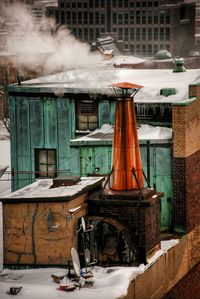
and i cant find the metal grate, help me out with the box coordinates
[80,100,95,114]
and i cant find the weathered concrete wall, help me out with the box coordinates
[124,224,200,299]
[3,194,87,265]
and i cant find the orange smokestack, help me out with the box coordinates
[111,82,144,191]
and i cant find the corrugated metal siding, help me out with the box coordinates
[79,143,172,229]
[10,96,75,191]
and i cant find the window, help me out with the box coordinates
[72,12,76,24]
[118,0,123,8]
[136,44,140,54]
[148,10,152,23]
[89,0,93,8]
[84,12,88,24]
[78,11,82,23]
[148,28,152,41]
[84,28,88,40]
[95,12,99,24]
[130,28,134,40]
[154,28,158,40]
[142,44,146,55]
[119,27,123,40]
[101,0,105,7]
[35,149,57,178]
[180,7,186,20]
[136,11,140,24]
[160,28,164,41]
[113,13,117,24]
[61,11,65,24]
[124,0,128,7]
[101,13,105,25]
[124,28,129,41]
[118,13,123,24]
[136,28,140,41]
[142,10,146,24]
[89,13,94,24]
[78,28,82,38]
[130,11,134,24]
[124,13,129,24]
[160,11,165,24]
[66,11,71,24]
[148,44,152,55]
[77,100,98,131]
[142,28,146,41]
[166,10,170,24]
[166,28,170,41]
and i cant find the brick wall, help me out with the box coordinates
[172,84,200,233]
[164,262,200,299]
[88,197,160,263]
[122,224,200,299]
[173,158,187,231]
[172,96,200,158]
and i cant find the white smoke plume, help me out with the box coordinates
[4,3,96,76]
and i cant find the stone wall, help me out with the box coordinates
[3,194,87,265]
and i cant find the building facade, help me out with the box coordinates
[7,68,200,233]
[47,0,195,57]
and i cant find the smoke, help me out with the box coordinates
[4,3,95,75]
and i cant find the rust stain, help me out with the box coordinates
[111,96,144,191]
[112,82,143,89]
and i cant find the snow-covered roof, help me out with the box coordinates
[71,124,172,145]
[113,55,145,65]
[10,68,200,103]
[1,177,104,202]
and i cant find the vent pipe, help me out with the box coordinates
[111,82,144,191]
[173,57,186,73]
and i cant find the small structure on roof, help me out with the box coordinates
[1,176,104,266]
[89,82,163,264]
[113,55,145,69]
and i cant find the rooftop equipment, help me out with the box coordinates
[110,82,144,191]
[173,57,186,73]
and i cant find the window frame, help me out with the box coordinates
[35,149,57,179]
[76,99,98,131]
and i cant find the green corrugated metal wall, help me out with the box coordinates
[10,96,74,191]
[74,142,172,230]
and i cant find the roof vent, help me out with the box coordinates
[173,57,186,73]
[160,88,176,97]
[51,176,80,188]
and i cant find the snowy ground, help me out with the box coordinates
[0,240,179,299]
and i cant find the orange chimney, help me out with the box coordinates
[111,82,144,191]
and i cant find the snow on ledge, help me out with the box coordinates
[0,239,179,299]
[2,177,104,199]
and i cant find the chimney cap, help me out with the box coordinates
[112,82,143,90]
